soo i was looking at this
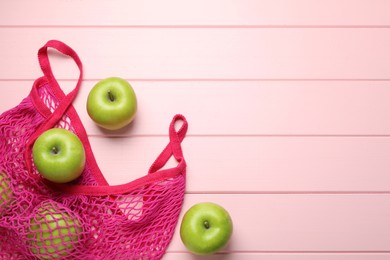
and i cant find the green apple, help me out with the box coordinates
[32,128,85,183]
[27,201,83,259]
[180,202,233,255]
[87,77,137,130]
[0,171,13,213]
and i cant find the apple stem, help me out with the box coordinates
[108,90,115,102]
[203,221,210,229]
[51,146,59,155]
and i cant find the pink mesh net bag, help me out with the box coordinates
[0,40,188,259]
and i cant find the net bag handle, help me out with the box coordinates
[24,40,83,177]
[47,114,188,196]
[148,114,188,174]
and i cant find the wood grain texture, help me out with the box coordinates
[167,194,390,252]
[1,0,390,26]
[0,28,390,80]
[2,81,390,136]
[87,136,390,192]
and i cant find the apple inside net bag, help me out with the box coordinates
[0,40,188,259]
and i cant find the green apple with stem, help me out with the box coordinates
[87,77,137,130]
[32,128,85,183]
[0,171,13,214]
[180,202,233,255]
[27,201,83,259]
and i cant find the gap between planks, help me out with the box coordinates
[2,25,390,29]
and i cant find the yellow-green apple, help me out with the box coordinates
[0,171,13,214]
[87,77,137,130]
[27,201,83,259]
[180,202,233,255]
[32,128,85,183]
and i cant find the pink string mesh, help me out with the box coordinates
[0,41,187,259]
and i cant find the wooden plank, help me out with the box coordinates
[2,81,390,136]
[1,28,390,80]
[166,194,390,251]
[1,0,390,26]
[164,253,390,260]
[87,136,390,192]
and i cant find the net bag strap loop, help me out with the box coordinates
[36,40,83,128]
[38,39,83,98]
[148,114,188,175]
[24,40,83,179]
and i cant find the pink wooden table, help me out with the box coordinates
[1,1,390,259]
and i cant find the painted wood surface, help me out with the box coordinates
[1,28,390,80]
[1,0,390,26]
[1,1,390,259]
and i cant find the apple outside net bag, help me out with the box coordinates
[0,40,188,259]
